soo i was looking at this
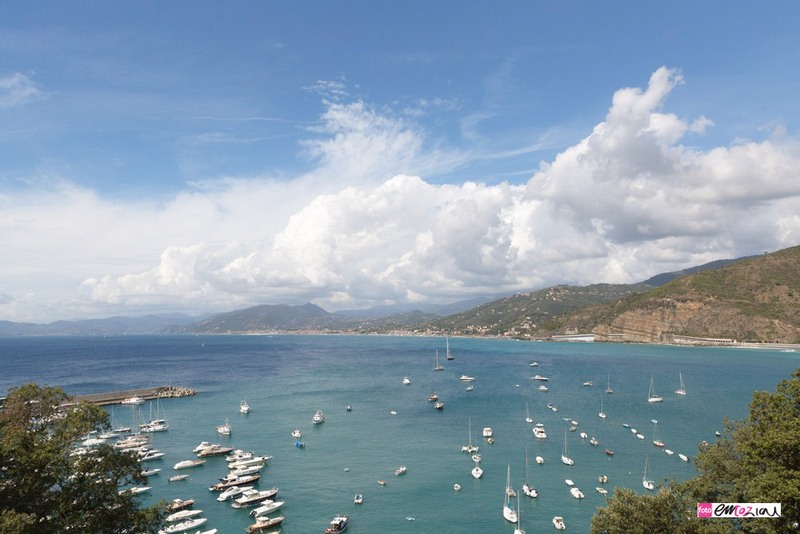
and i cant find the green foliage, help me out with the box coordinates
[592,368,800,533]
[0,384,165,533]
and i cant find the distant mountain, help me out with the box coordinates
[413,283,652,338]
[0,314,199,336]
[544,246,800,344]
[335,295,498,318]
[639,256,754,286]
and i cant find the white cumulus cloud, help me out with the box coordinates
[2,67,800,322]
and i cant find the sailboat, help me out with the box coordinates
[513,494,525,534]
[445,335,454,360]
[561,430,574,466]
[652,421,664,447]
[503,464,518,523]
[522,445,538,498]
[140,397,168,432]
[461,418,479,453]
[642,458,655,490]
[525,403,533,424]
[433,349,444,371]
[647,375,663,403]
[605,372,613,394]
[598,394,606,419]
[675,372,687,395]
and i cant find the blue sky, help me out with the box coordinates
[2,2,800,322]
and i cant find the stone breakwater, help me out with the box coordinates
[69,385,196,406]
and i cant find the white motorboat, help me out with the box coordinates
[503,464,518,523]
[231,488,279,508]
[121,396,145,405]
[395,466,407,475]
[165,509,203,522]
[216,418,232,436]
[482,427,493,438]
[240,400,251,414]
[324,515,348,534]
[535,456,544,464]
[158,517,207,534]
[173,459,205,470]
[291,429,302,438]
[459,375,475,381]
[552,516,566,530]
[312,410,325,424]
[402,376,411,385]
[229,455,271,470]
[648,375,664,403]
[168,474,188,483]
[531,375,549,381]
[141,468,161,477]
[217,485,253,501]
[678,453,689,462]
[353,494,363,505]
[119,486,150,495]
[533,424,547,439]
[250,500,285,517]
[538,384,549,392]
[596,486,608,495]
[570,486,584,499]
[471,463,483,479]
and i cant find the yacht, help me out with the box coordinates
[291,429,302,438]
[459,375,475,382]
[553,516,566,530]
[648,375,664,403]
[402,376,411,385]
[312,410,325,424]
[324,514,349,534]
[533,423,547,439]
[216,418,232,436]
[173,459,205,470]
[121,396,145,405]
[239,400,250,414]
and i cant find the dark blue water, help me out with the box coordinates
[1,335,798,532]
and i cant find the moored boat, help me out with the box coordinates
[312,410,325,424]
[240,400,251,414]
[245,515,284,533]
[165,509,203,523]
[553,516,566,530]
[158,517,207,534]
[173,459,205,470]
[324,514,349,533]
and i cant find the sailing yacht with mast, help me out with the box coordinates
[652,421,665,447]
[461,418,479,453]
[525,403,533,424]
[642,458,655,490]
[513,494,525,534]
[561,430,574,466]
[522,445,538,498]
[675,372,687,395]
[605,372,613,394]
[647,375,663,403]
[598,394,606,419]
[445,336,454,360]
[503,464,518,523]
[433,349,444,371]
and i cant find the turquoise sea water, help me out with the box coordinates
[1,335,799,533]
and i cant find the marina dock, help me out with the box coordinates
[68,385,196,406]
